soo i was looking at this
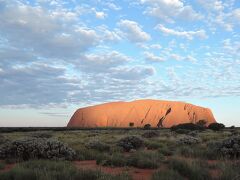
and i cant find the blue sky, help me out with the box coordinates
[0,0,239,127]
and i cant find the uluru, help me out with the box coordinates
[67,99,216,128]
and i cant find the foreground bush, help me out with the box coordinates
[177,136,201,145]
[168,158,210,180]
[142,131,159,138]
[117,136,143,152]
[151,169,184,180]
[208,123,225,131]
[208,136,240,159]
[128,151,164,169]
[171,123,204,131]
[86,139,110,152]
[0,160,131,180]
[30,132,53,138]
[0,138,76,161]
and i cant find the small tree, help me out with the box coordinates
[143,124,151,129]
[129,122,134,127]
[208,123,225,131]
[196,120,207,127]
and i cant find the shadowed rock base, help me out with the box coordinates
[67,99,216,128]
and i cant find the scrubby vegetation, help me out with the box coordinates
[117,135,143,151]
[0,138,76,161]
[208,123,225,131]
[0,125,239,180]
[0,160,131,180]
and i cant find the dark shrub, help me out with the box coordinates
[129,122,134,127]
[86,140,110,152]
[177,136,201,145]
[171,123,204,131]
[0,160,131,180]
[208,123,225,131]
[117,136,143,152]
[143,124,151,129]
[152,169,184,180]
[30,132,52,138]
[210,136,240,158]
[128,151,164,169]
[168,159,210,180]
[142,131,159,138]
[175,129,191,134]
[196,120,207,127]
[0,138,76,161]
[0,135,8,145]
[230,125,235,129]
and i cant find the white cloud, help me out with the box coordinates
[111,65,156,80]
[141,0,203,22]
[0,1,99,59]
[95,11,107,19]
[118,19,151,42]
[144,52,165,62]
[155,24,208,40]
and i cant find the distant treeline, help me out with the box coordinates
[0,125,237,133]
[0,127,166,133]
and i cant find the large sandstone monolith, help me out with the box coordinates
[67,99,216,128]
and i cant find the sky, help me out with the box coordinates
[0,0,240,127]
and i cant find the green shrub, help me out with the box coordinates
[171,123,204,131]
[0,162,5,170]
[208,123,225,131]
[97,153,126,167]
[219,162,240,180]
[143,124,151,129]
[142,131,159,138]
[0,160,131,180]
[0,138,76,161]
[174,129,191,134]
[145,141,163,150]
[176,136,201,145]
[86,140,110,152]
[151,169,184,180]
[208,136,240,159]
[30,132,53,138]
[158,145,174,156]
[168,158,210,180]
[117,136,143,152]
[0,135,8,145]
[128,151,164,169]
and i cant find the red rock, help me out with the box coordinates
[67,99,216,128]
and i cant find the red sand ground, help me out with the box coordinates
[68,99,216,128]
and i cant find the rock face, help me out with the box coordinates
[67,99,216,128]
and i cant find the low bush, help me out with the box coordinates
[208,123,225,131]
[128,151,164,169]
[151,169,184,180]
[142,131,159,138]
[117,136,143,152]
[30,132,52,138]
[177,136,201,145]
[0,160,131,180]
[0,135,8,145]
[0,138,76,161]
[97,153,126,167]
[143,124,151,129]
[171,123,204,131]
[168,158,210,180]
[158,145,174,156]
[215,136,240,158]
[145,141,163,150]
[86,139,110,152]
[0,162,5,170]
[174,129,191,134]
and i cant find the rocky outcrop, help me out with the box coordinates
[67,99,216,128]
